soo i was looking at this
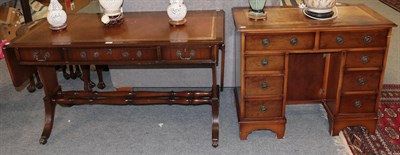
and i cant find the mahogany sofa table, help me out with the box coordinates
[3,10,225,147]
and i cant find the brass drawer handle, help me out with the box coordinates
[106,49,112,55]
[122,52,130,57]
[261,58,269,66]
[93,52,100,58]
[336,36,344,44]
[262,39,270,46]
[357,78,366,86]
[354,100,362,108]
[364,35,372,44]
[259,105,268,112]
[80,51,86,59]
[260,82,269,89]
[136,50,142,58]
[176,48,195,60]
[361,55,369,63]
[33,51,50,62]
[290,37,298,46]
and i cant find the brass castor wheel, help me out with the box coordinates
[212,141,218,148]
[97,82,106,89]
[39,136,47,145]
[27,84,36,92]
[89,81,96,88]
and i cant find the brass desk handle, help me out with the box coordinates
[290,37,298,46]
[357,78,366,86]
[259,105,268,112]
[260,82,269,89]
[336,36,344,44]
[33,51,50,62]
[361,55,369,63]
[364,35,372,44]
[354,100,362,108]
[262,39,270,46]
[176,49,195,60]
[261,58,269,66]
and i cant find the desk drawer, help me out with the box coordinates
[342,71,381,91]
[245,75,284,96]
[245,99,282,118]
[245,32,315,50]
[340,94,377,113]
[345,51,384,68]
[67,48,157,61]
[245,55,285,71]
[161,47,213,61]
[18,48,63,62]
[320,30,388,49]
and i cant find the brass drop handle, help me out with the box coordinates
[260,82,269,89]
[357,78,366,86]
[290,37,298,46]
[122,52,130,57]
[361,55,369,63]
[262,39,270,46]
[336,36,344,44]
[176,48,196,60]
[261,58,269,66]
[259,105,268,112]
[364,35,372,44]
[354,100,362,108]
[33,51,50,62]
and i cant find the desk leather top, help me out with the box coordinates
[9,10,225,48]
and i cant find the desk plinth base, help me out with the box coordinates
[322,102,377,136]
[239,119,286,140]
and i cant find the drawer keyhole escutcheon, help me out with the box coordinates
[122,52,130,57]
[136,50,142,58]
[361,55,369,63]
[290,37,298,46]
[336,36,345,44]
[357,78,366,86]
[176,48,196,60]
[259,105,268,112]
[80,51,86,59]
[262,39,270,46]
[364,35,372,44]
[261,82,269,89]
[354,100,362,108]
[33,51,50,62]
[261,59,269,66]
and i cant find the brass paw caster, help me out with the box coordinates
[89,81,96,88]
[39,136,47,145]
[212,141,218,148]
[97,82,106,89]
[27,84,36,92]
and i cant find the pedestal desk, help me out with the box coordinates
[4,10,225,147]
[233,4,396,139]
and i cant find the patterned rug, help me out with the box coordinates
[343,84,400,155]
[379,0,400,12]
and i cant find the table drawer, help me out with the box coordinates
[245,75,284,96]
[245,32,315,50]
[161,47,212,61]
[345,51,384,68]
[342,71,381,91]
[245,99,282,118]
[320,30,388,49]
[18,48,63,62]
[67,48,157,61]
[340,94,377,113]
[245,55,285,71]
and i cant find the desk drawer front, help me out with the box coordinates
[345,51,384,68]
[245,76,284,96]
[162,47,212,61]
[245,99,282,118]
[245,55,285,71]
[320,30,388,49]
[340,95,377,113]
[245,32,315,50]
[67,48,157,61]
[342,71,381,91]
[18,48,63,62]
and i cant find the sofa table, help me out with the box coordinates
[3,10,225,147]
[232,4,396,139]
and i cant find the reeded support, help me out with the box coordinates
[96,65,106,89]
[81,65,92,91]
